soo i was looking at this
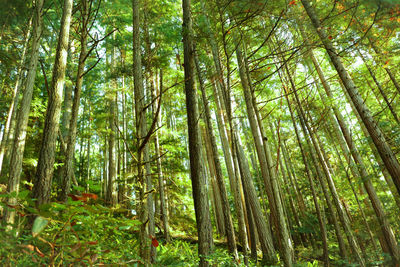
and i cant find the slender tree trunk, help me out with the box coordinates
[235,132,277,264]
[0,15,32,176]
[106,40,118,207]
[285,81,347,262]
[294,94,365,266]
[182,0,213,265]
[60,1,89,201]
[195,54,238,259]
[133,0,150,262]
[4,0,44,226]
[143,13,156,262]
[301,0,400,195]
[154,70,169,242]
[307,51,399,262]
[236,46,293,266]
[284,90,329,266]
[211,81,249,261]
[202,127,225,236]
[358,51,399,124]
[367,37,400,95]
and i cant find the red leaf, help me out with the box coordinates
[82,193,98,200]
[289,0,296,6]
[328,35,333,40]
[267,66,271,70]
[151,238,159,247]
[68,194,85,201]
[88,241,98,245]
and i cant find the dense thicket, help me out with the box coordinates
[1,0,399,266]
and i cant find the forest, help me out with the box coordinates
[0,0,400,266]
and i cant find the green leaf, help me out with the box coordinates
[32,216,48,237]
[52,202,67,211]
[18,190,30,199]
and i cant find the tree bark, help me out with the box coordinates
[0,15,32,176]
[60,0,89,201]
[235,132,277,265]
[182,0,213,265]
[301,0,400,196]
[33,0,73,206]
[307,50,399,262]
[195,53,238,259]
[236,46,293,266]
[4,0,44,225]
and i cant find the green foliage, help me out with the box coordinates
[0,192,141,266]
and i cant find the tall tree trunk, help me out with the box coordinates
[235,132,277,265]
[284,90,329,266]
[60,0,89,201]
[285,84,346,261]
[367,37,400,95]
[4,0,44,225]
[202,127,225,237]
[33,0,73,206]
[293,90,365,266]
[301,0,400,196]
[0,15,32,176]
[211,81,249,261]
[182,1,213,265]
[143,12,156,262]
[106,40,118,207]
[358,51,399,125]
[307,50,400,262]
[154,70,169,242]
[195,53,238,259]
[236,46,293,266]
[133,0,151,263]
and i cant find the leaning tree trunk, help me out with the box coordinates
[284,88,329,266]
[307,50,400,262]
[4,0,44,226]
[236,46,293,266]
[235,132,277,265]
[294,97,365,266]
[357,51,399,125]
[285,84,348,261]
[301,0,400,196]
[143,14,156,262]
[0,15,32,176]
[182,0,213,265]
